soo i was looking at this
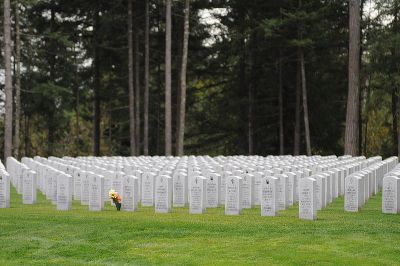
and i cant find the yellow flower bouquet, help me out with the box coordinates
[109,189,122,211]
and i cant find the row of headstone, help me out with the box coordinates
[5,155,395,220]
[382,162,400,214]
[52,155,358,219]
[0,162,10,208]
[344,157,397,212]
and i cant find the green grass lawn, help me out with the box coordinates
[0,187,399,266]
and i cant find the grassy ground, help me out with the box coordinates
[0,188,399,266]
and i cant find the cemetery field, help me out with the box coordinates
[0,188,399,266]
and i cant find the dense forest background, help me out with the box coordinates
[0,0,399,158]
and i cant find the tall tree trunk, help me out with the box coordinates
[93,8,101,156]
[14,0,21,159]
[300,48,311,156]
[128,0,136,156]
[175,13,183,155]
[358,0,365,154]
[24,116,30,157]
[47,116,54,156]
[293,61,301,155]
[278,52,284,155]
[176,0,190,156]
[48,4,56,155]
[134,22,141,155]
[345,0,361,156]
[391,85,398,156]
[298,0,311,156]
[76,84,80,156]
[143,0,150,156]
[363,81,370,156]
[248,80,254,155]
[3,0,13,160]
[24,28,33,157]
[393,2,400,157]
[165,0,172,155]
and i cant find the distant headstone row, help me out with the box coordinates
[1,155,399,220]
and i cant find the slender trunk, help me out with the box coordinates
[128,0,136,156]
[248,82,254,155]
[157,63,162,155]
[393,2,400,157]
[14,0,21,159]
[358,0,365,154]
[134,23,141,155]
[294,61,301,155]
[165,0,172,155]
[24,28,33,157]
[3,0,13,160]
[248,32,256,156]
[176,0,190,156]
[47,116,54,156]
[93,8,101,156]
[391,85,398,156]
[298,0,311,156]
[345,0,361,155]
[363,76,370,156]
[143,0,150,156]
[24,115,30,157]
[76,85,80,156]
[48,6,56,155]
[175,15,182,155]
[278,52,284,155]
[300,48,311,156]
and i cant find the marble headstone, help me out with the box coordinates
[89,173,104,211]
[225,176,242,215]
[0,172,10,208]
[261,176,278,217]
[382,175,400,214]
[57,173,72,211]
[189,176,207,214]
[299,177,317,220]
[155,175,172,213]
[23,170,37,204]
[206,173,220,208]
[122,175,139,211]
[141,172,156,206]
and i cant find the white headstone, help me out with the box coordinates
[111,171,124,200]
[0,172,10,208]
[141,172,156,206]
[313,174,326,210]
[51,170,58,205]
[122,175,139,211]
[287,172,297,206]
[299,177,317,220]
[172,171,188,207]
[276,174,289,210]
[345,175,361,212]
[57,173,72,211]
[382,175,400,214]
[220,171,231,205]
[89,173,104,211]
[155,175,172,213]
[261,176,278,216]
[73,170,82,200]
[189,176,207,214]
[80,171,90,205]
[241,173,254,209]
[225,176,242,215]
[206,173,220,208]
[253,172,263,205]
[23,170,37,204]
